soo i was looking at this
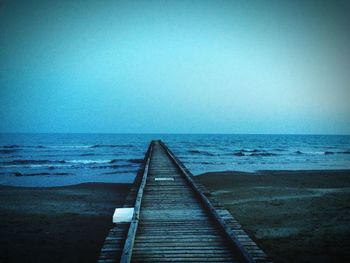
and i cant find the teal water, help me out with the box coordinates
[0,133,349,187]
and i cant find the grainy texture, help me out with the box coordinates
[124,141,270,263]
[0,183,131,263]
[196,170,350,263]
[100,141,271,263]
[131,141,238,262]
[99,143,153,262]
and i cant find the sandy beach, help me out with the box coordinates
[0,183,131,263]
[1,170,350,263]
[196,170,350,263]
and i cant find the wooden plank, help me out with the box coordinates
[102,140,272,263]
[119,142,153,263]
[159,141,257,263]
[130,141,238,263]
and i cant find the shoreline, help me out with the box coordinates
[1,169,350,262]
[196,169,350,263]
[0,181,132,189]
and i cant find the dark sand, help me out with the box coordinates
[196,170,350,263]
[0,183,131,263]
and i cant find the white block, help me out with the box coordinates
[113,208,134,223]
[155,177,174,181]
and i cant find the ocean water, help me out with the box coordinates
[0,133,349,187]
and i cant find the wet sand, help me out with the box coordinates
[0,183,131,263]
[196,170,350,263]
[2,170,350,263]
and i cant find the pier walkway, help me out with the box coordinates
[99,141,271,263]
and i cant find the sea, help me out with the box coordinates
[0,133,349,187]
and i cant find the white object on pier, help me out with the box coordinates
[113,208,134,223]
[154,177,174,181]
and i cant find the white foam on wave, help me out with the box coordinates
[49,145,93,149]
[303,151,326,155]
[65,159,111,164]
[0,159,113,167]
[1,163,70,168]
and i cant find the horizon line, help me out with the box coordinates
[1,132,350,136]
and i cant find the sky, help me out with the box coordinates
[0,0,349,134]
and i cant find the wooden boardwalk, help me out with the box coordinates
[99,141,271,263]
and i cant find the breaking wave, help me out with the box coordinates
[232,149,278,157]
[90,144,135,148]
[294,150,350,155]
[188,150,215,156]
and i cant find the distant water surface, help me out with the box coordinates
[0,134,349,187]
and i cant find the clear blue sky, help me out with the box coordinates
[1,0,349,134]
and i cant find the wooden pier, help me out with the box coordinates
[99,140,271,263]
